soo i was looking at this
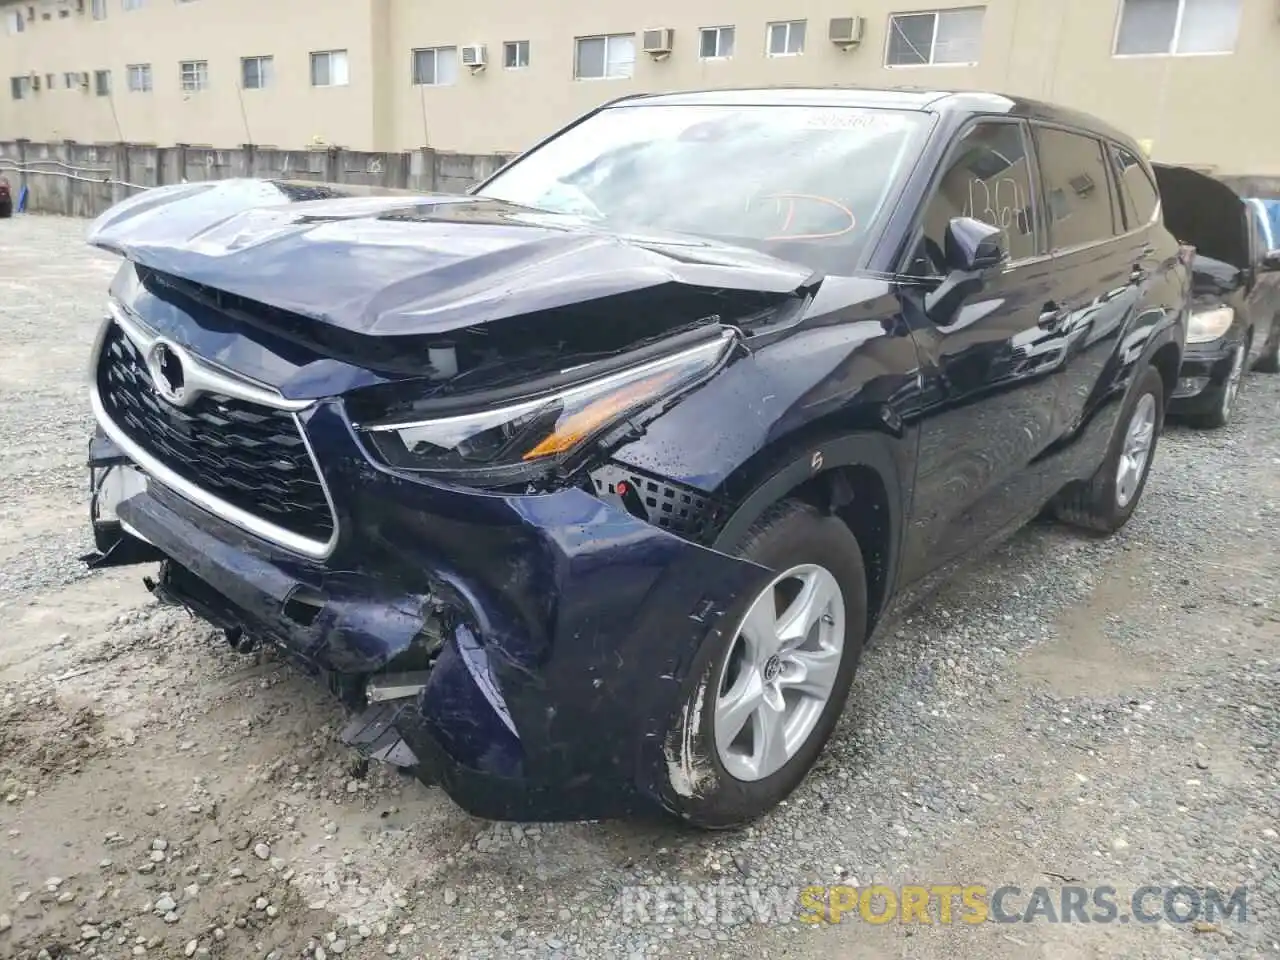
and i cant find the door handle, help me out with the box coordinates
[1038,302,1066,330]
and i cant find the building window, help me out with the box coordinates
[310,49,349,87]
[6,10,24,33]
[886,8,985,65]
[1114,0,1241,56]
[91,0,107,18]
[122,0,145,10]
[63,71,81,89]
[504,40,529,69]
[126,63,152,92]
[10,76,31,100]
[179,59,208,92]
[699,25,735,59]
[766,20,806,56]
[411,46,459,86]
[241,55,273,90]
[574,34,636,80]
[95,69,111,96]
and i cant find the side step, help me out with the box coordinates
[338,701,421,770]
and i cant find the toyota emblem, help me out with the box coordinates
[147,340,187,406]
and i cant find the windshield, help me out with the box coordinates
[476,103,932,273]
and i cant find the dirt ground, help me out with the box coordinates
[1,215,1277,960]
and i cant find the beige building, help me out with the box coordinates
[1,0,1276,176]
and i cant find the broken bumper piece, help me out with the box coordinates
[84,431,165,569]
[100,427,769,822]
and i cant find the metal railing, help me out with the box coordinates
[0,157,150,192]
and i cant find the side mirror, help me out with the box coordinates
[1261,250,1280,273]
[944,216,1007,272]
[925,217,1006,322]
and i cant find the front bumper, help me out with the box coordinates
[1169,336,1242,413]
[88,403,769,822]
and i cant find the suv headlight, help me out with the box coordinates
[356,330,734,486]
[1186,306,1234,344]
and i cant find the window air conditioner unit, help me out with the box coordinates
[829,16,866,48]
[79,71,90,88]
[31,74,41,91]
[75,0,85,13]
[461,44,487,70]
[643,28,674,57]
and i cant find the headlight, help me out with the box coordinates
[358,330,734,485]
[1186,306,1234,344]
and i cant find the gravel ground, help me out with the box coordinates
[0,214,1277,960]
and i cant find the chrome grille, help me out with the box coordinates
[95,323,335,545]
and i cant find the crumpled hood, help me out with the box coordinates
[87,179,820,337]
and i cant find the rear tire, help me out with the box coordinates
[658,500,867,829]
[1055,364,1164,534]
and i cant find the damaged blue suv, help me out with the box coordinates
[84,88,1188,828]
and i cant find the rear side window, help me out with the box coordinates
[909,120,1039,275]
[1110,144,1160,230]
[1033,126,1118,250]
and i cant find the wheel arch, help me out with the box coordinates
[710,429,908,635]
[1149,339,1181,409]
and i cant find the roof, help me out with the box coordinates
[610,86,1140,151]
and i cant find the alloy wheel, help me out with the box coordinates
[713,563,846,782]
[1115,391,1156,509]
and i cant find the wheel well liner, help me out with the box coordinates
[710,433,904,632]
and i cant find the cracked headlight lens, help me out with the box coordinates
[360,330,733,485]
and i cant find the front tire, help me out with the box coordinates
[658,500,867,829]
[1255,316,1280,374]
[1056,364,1164,534]
[1187,337,1248,429]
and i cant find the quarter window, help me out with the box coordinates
[910,121,1038,275]
[767,20,806,56]
[886,7,985,66]
[574,34,635,79]
[700,25,735,59]
[412,46,459,86]
[1034,127,1118,250]
[1114,0,1241,55]
[1109,144,1160,229]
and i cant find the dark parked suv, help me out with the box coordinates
[84,88,1188,828]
